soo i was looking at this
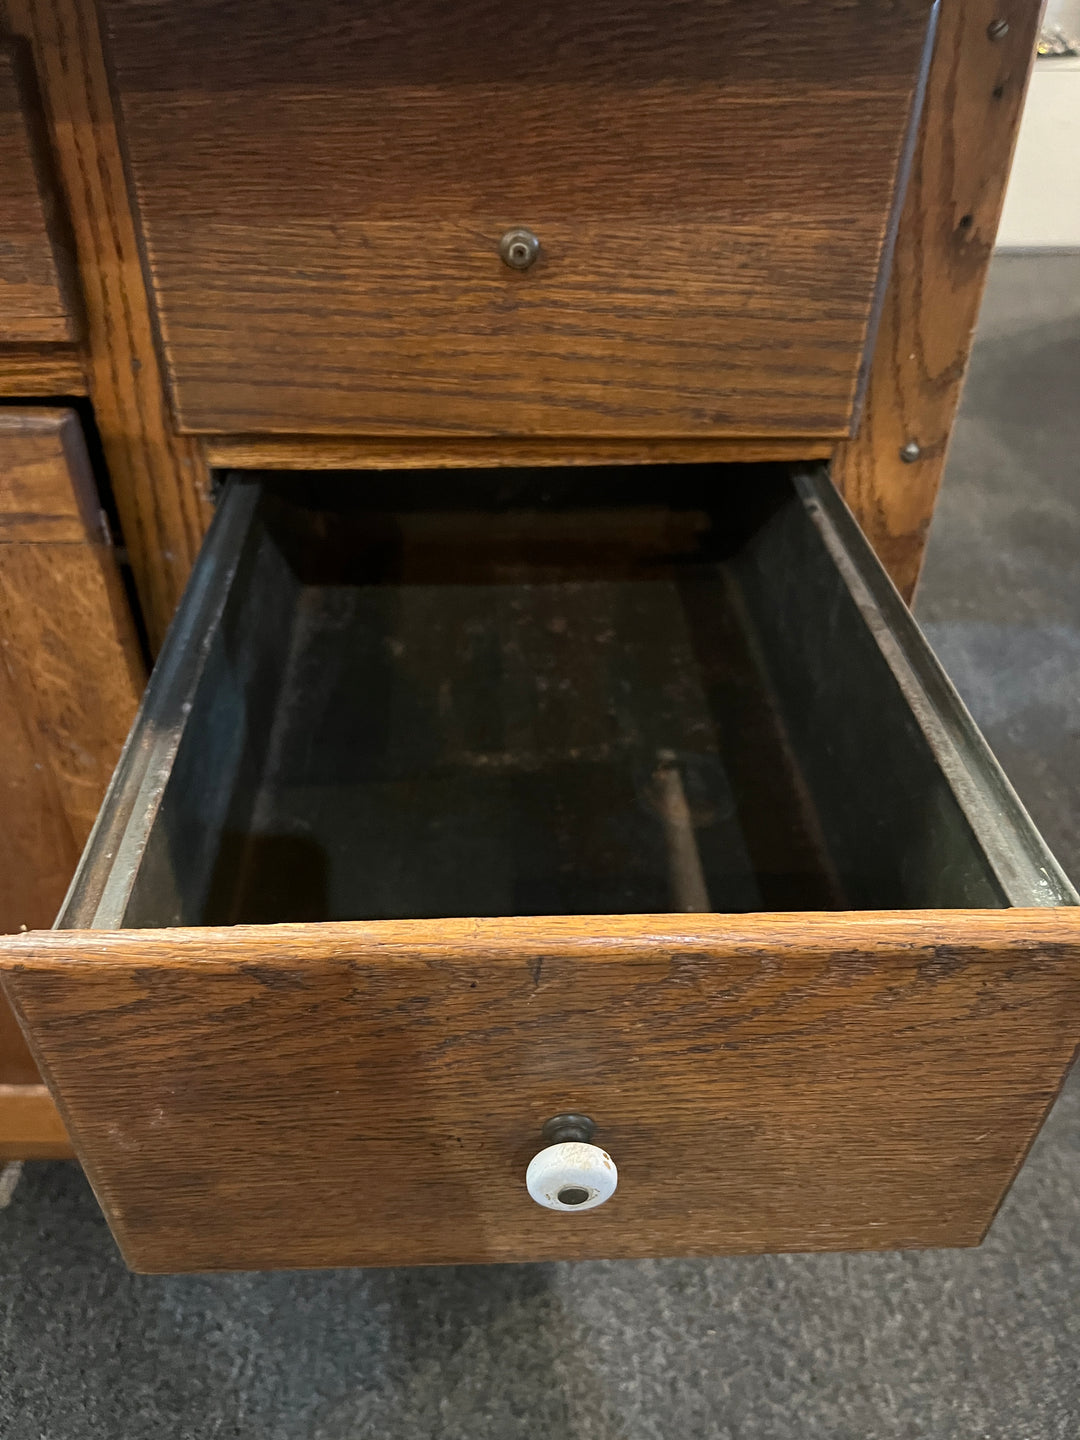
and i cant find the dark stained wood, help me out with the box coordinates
[0,345,86,395]
[100,0,934,440]
[0,408,143,1155]
[1,0,213,651]
[0,43,77,343]
[3,910,1079,1272]
[205,436,836,471]
[833,0,1043,601]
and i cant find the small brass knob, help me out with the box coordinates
[499,228,540,271]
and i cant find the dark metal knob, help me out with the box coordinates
[499,228,540,271]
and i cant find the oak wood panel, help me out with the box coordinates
[0,406,104,539]
[0,408,143,1152]
[833,0,1043,601]
[205,435,836,471]
[0,1084,72,1159]
[4,910,1079,1272]
[0,345,86,395]
[0,983,41,1087]
[0,44,76,343]
[1,0,213,651]
[102,0,934,440]
[0,539,143,839]
[0,654,79,949]
[0,574,76,1096]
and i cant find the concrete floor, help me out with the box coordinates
[2,254,1079,1439]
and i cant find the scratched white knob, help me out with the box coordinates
[526,1141,618,1211]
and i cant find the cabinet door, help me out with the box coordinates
[0,408,143,1158]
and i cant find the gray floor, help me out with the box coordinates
[2,254,1079,1440]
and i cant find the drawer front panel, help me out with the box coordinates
[5,912,1080,1272]
[0,46,77,344]
[101,0,934,437]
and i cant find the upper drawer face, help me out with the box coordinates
[102,0,935,438]
[0,49,76,345]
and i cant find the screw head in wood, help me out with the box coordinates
[499,228,541,271]
[987,18,1010,40]
[900,440,922,463]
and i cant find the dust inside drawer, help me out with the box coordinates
[65,464,1076,931]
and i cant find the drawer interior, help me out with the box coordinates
[72,464,1074,931]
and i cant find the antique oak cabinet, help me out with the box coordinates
[1,0,1078,1272]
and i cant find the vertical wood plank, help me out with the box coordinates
[1,0,213,649]
[833,0,1045,601]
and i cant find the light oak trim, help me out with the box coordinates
[833,0,1044,601]
[0,1084,73,1160]
[205,435,836,472]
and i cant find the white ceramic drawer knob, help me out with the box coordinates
[525,1114,618,1212]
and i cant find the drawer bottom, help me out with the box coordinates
[211,497,839,924]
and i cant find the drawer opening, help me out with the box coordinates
[67,464,1075,931]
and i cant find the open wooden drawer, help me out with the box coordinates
[3,464,1078,1273]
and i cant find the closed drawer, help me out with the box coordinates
[0,44,77,344]
[101,0,934,438]
[3,464,1078,1273]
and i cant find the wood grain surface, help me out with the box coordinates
[100,0,933,440]
[1,0,213,650]
[0,43,77,344]
[833,0,1043,601]
[0,1083,72,1158]
[0,410,144,849]
[0,653,78,961]
[0,408,142,1152]
[4,909,1079,1271]
[205,436,835,472]
[0,345,86,396]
